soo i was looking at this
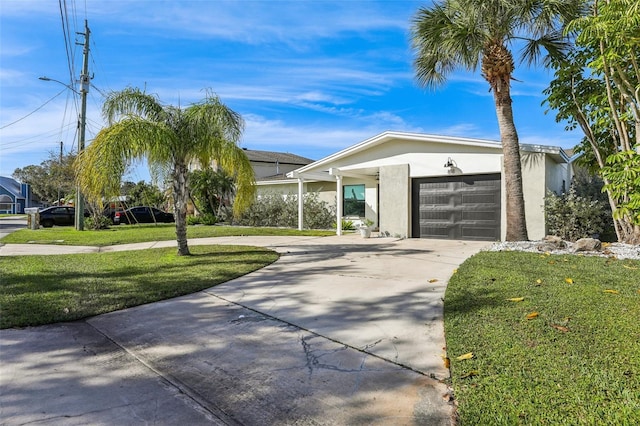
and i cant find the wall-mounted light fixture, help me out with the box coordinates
[444,157,459,174]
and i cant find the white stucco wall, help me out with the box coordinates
[519,152,548,240]
[545,155,571,195]
[256,133,570,241]
[322,138,504,178]
[379,164,409,238]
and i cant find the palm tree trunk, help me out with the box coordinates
[172,161,191,256]
[493,83,529,241]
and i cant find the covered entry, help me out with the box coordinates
[411,173,501,241]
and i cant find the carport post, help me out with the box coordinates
[297,177,304,230]
[336,174,343,236]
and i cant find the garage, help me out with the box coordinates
[411,173,501,241]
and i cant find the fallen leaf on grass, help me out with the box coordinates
[565,278,574,284]
[603,289,619,294]
[460,370,479,379]
[442,356,450,369]
[623,265,638,270]
[551,324,570,332]
[506,297,525,302]
[526,312,539,320]
[456,352,474,361]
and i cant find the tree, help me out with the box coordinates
[123,181,167,209]
[13,152,76,205]
[76,87,256,255]
[544,0,640,243]
[411,0,584,241]
[189,167,235,218]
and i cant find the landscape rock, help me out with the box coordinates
[573,238,602,252]
[536,235,567,252]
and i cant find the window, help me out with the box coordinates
[343,184,365,216]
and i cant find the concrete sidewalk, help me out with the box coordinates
[0,235,488,425]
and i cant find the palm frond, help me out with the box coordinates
[103,87,166,125]
[76,118,174,204]
[216,144,256,216]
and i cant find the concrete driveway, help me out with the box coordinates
[0,235,487,425]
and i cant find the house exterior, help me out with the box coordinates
[0,176,35,214]
[255,131,573,241]
[242,148,314,180]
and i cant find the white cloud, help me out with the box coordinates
[89,1,420,45]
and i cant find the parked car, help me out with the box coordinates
[38,206,89,228]
[102,206,125,224]
[113,206,174,225]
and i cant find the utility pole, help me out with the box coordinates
[58,141,63,206]
[75,19,90,230]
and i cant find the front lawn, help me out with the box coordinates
[445,251,640,425]
[0,223,334,246]
[0,245,279,329]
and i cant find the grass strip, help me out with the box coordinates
[0,245,278,329]
[0,224,335,246]
[445,251,640,425]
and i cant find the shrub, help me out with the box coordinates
[200,213,217,226]
[85,215,112,230]
[236,192,335,229]
[187,213,217,226]
[187,215,202,225]
[340,220,355,231]
[545,187,608,241]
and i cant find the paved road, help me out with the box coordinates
[0,235,488,425]
[0,216,26,240]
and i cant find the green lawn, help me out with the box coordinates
[0,223,335,246]
[445,251,640,425]
[0,245,279,329]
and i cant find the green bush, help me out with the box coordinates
[340,220,355,231]
[236,192,335,229]
[200,213,217,225]
[187,215,202,225]
[545,187,608,241]
[85,215,112,230]
[187,214,217,226]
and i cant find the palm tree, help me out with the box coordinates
[411,0,583,241]
[189,167,236,218]
[76,87,255,255]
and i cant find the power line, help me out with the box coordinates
[58,0,76,90]
[0,89,67,130]
[0,122,77,148]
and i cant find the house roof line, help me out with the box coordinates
[241,148,314,165]
[294,131,571,174]
[294,131,501,173]
[0,176,26,199]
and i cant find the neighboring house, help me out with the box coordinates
[185,149,314,216]
[242,148,314,180]
[256,131,574,241]
[0,176,36,214]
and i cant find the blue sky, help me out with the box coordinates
[0,0,578,182]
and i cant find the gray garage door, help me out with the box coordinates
[411,174,501,241]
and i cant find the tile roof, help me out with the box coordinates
[242,149,313,165]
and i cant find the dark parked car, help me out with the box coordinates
[38,206,89,228]
[114,206,175,225]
